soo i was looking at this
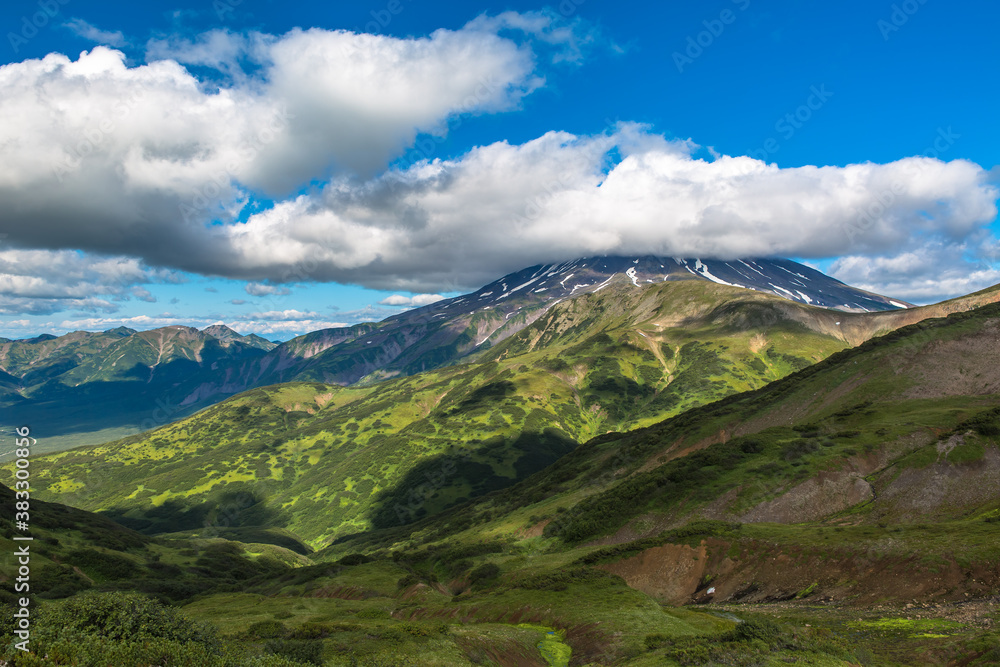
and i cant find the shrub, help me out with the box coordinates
[468,563,501,586]
[265,639,323,665]
[67,548,141,580]
[39,591,218,645]
[337,553,373,566]
[246,620,287,639]
[725,618,781,644]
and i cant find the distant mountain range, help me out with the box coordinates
[4,263,1000,665]
[0,324,276,447]
[0,255,945,447]
[18,274,1000,548]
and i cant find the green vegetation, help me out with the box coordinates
[0,592,309,666]
[0,326,276,441]
[4,285,1000,665]
[13,281,854,549]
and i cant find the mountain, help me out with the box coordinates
[2,256,907,446]
[18,278,1000,550]
[0,325,277,448]
[8,291,1000,666]
[139,256,914,410]
[436,256,911,315]
[294,298,1000,664]
[200,324,278,351]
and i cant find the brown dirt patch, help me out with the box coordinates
[736,471,874,524]
[596,542,711,605]
[599,537,1000,608]
[902,324,1000,399]
[872,445,1000,522]
[519,519,550,539]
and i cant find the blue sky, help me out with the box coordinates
[1,0,998,339]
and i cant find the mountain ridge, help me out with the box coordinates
[4,276,1000,665]
[17,279,1000,549]
[0,257,986,449]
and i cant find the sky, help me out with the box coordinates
[0,0,998,340]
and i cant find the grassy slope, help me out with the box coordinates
[0,326,274,440]
[12,280,854,548]
[287,301,1000,664]
[14,281,1000,552]
[0,482,308,606]
[5,295,1000,665]
[411,299,1000,546]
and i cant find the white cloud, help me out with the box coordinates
[58,314,186,331]
[830,245,1000,304]
[0,249,174,314]
[464,9,600,64]
[378,293,445,306]
[131,286,156,302]
[245,283,291,297]
[0,18,546,275]
[0,19,996,308]
[227,320,349,336]
[247,309,322,321]
[64,18,127,47]
[197,125,997,296]
[47,314,353,340]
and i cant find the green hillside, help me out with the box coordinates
[18,280,1000,553]
[0,325,276,447]
[13,280,855,546]
[5,293,1000,665]
[290,298,1000,665]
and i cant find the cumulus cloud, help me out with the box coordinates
[3,116,996,300]
[0,18,544,271]
[465,9,600,64]
[248,309,323,321]
[378,294,446,306]
[181,125,995,294]
[131,287,156,302]
[830,245,1000,304]
[229,320,348,336]
[47,313,366,340]
[0,249,175,315]
[0,17,996,309]
[58,314,186,331]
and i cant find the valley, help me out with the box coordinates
[1,267,999,665]
[0,256,927,450]
[15,276,999,547]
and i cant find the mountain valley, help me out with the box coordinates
[2,263,1000,666]
[0,256,921,451]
